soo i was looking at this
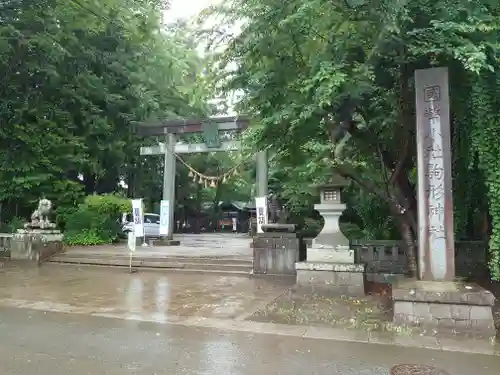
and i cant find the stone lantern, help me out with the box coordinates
[295,174,365,296]
[308,175,351,260]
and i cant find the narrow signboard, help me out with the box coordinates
[159,200,170,236]
[131,198,145,238]
[255,196,268,234]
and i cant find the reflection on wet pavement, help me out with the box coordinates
[1,255,499,357]
[0,263,290,321]
[2,307,499,375]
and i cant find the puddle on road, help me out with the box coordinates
[0,263,289,323]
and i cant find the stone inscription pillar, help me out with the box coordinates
[415,67,455,281]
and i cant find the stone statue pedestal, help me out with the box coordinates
[24,222,57,230]
[296,180,365,296]
[11,228,64,264]
[10,198,64,264]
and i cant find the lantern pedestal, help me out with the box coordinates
[296,179,365,296]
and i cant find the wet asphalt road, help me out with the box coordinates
[1,307,499,375]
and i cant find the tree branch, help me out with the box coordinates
[388,151,407,185]
[335,164,392,206]
[377,142,391,196]
[290,33,307,67]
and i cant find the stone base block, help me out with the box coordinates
[306,247,354,264]
[253,235,301,276]
[11,229,64,264]
[392,279,495,335]
[366,272,404,284]
[295,262,365,296]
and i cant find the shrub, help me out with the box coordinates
[64,229,107,246]
[55,206,78,231]
[339,222,364,240]
[297,217,323,238]
[0,216,25,233]
[63,193,129,246]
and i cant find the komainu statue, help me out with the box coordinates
[28,198,53,228]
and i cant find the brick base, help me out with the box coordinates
[392,279,495,335]
[295,262,365,296]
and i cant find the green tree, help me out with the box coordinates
[0,0,211,225]
[202,0,500,277]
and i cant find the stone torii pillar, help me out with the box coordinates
[255,150,268,197]
[163,133,176,239]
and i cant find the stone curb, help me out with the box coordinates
[0,297,497,356]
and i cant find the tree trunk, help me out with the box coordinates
[396,212,418,278]
[83,173,97,195]
[482,212,491,242]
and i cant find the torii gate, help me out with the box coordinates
[137,116,268,241]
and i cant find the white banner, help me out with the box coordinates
[255,196,268,234]
[159,200,170,236]
[131,198,144,237]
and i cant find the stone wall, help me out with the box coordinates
[392,280,495,334]
[351,240,487,281]
[393,300,494,331]
[304,238,488,282]
[0,233,12,258]
[302,239,487,282]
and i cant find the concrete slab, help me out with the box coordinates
[62,233,253,259]
[48,233,254,274]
